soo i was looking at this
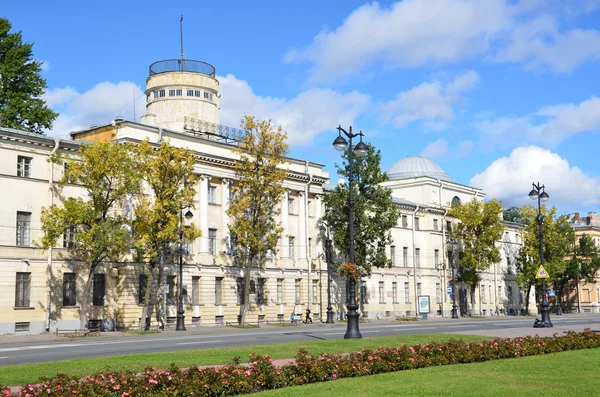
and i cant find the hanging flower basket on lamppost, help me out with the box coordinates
[338,262,362,280]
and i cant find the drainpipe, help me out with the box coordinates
[412,206,420,316]
[158,128,163,144]
[437,179,449,316]
[304,161,313,310]
[46,138,60,332]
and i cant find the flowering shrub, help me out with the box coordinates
[3,330,600,396]
[337,262,361,280]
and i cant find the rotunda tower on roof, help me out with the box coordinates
[387,156,453,182]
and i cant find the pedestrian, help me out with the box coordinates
[304,307,312,324]
[290,311,295,324]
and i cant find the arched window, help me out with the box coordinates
[451,196,462,207]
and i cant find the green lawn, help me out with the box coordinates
[0,333,488,386]
[257,348,600,396]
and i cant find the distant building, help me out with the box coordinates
[568,212,600,312]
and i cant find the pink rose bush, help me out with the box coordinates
[2,330,600,396]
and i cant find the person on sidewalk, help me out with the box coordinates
[304,308,312,324]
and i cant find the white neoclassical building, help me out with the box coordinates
[0,55,528,335]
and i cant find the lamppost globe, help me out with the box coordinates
[353,140,369,157]
[540,191,549,202]
[184,209,194,220]
[528,189,539,200]
[333,134,348,151]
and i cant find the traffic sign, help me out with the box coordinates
[447,286,453,295]
[549,290,556,297]
[536,265,549,279]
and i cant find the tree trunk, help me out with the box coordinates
[139,253,164,330]
[524,283,532,314]
[241,263,252,325]
[79,266,96,330]
[575,277,581,313]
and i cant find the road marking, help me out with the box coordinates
[361,330,379,333]
[0,357,7,359]
[394,326,439,331]
[324,332,345,336]
[177,340,223,346]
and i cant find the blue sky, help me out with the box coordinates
[4,0,600,215]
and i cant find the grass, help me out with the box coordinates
[257,348,600,396]
[0,333,488,386]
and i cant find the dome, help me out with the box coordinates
[387,156,453,182]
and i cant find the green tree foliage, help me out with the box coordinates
[40,142,141,329]
[323,143,401,276]
[447,199,505,307]
[503,206,523,223]
[227,116,289,324]
[558,234,600,308]
[0,18,57,133]
[515,205,572,312]
[133,139,201,329]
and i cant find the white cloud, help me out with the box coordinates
[471,146,600,208]
[421,139,448,159]
[383,71,480,128]
[39,60,50,73]
[44,82,146,138]
[476,96,600,145]
[218,74,371,146]
[285,0,600,81]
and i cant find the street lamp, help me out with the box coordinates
[319,222,335,324]
[450,254,459,319]
[529,182,552,328]
[332,125,368,339]
[176,207,194,331]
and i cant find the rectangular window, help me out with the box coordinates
[402,215,408,228]
[63,273,76,306]
[63,162,74,184]
[481,284,486,303]
[360,281,368,304]
[448,250,454,267]
[182,238,193,255]
[516,233,520,243]
[404,282,410,303]
[166,276,176,305]
[215,277,223,305]
[288,198,296,215]
[507,286,513,302]
[417,282,421,297]
[230,234,238,256]
[154,90,165,98]
[236,277,244,305]
[175,89,182,96]
[277,278,283,304]
[403,247,408,267]
[307,200,313,216]
[257,278,266,305]
[187,89,194,96]
[192,276,200,305]
[433,219,439,231]
[498,286,502,301]
[138,274,148,305]
[15,272,31,308]
[209,93,214,101]
[17,156,32,178]
[208,185,217,204]
[392,282,398,303]
[489,285,492,305]
[16,211,31,247]
[308,237,312,259]
[168,89,176,96]
[312,279,318,302]
[446,221,452,232]
[436,283,441,304]
[434,249,439,268]
[289,236,295,259]
[379,281,385,303]
[415,248,420,267]
[92,274,105,306]
[208,228,217,256]
[390,246,396,266]
[194,90,201,97]
[295,279,301,304]
[228,189,235,203]
[415,217,420,231]
[204,91,210,99]
[63,226,76,248]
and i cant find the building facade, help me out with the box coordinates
[568,212,600,312]
[0,55,528,335]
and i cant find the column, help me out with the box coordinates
[314,195,323,258]
[280,191,289,258]
[199,175,209,253]
[298,191,306,261]
[221,179,230,250]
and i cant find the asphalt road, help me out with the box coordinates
[1,315,599,366]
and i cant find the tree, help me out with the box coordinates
[558,234,600,311]
[503,206,523,223]
[515,205,571,313]
[133,139,201,329]
[447,199,505,311]
[0,18,57,133]
[40,142,141,330]
[323,143,400,276]
[227,116,289,324]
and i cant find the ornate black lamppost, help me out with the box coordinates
[320,223,335,324]
[529,182,552,328]
[176,207,194,331]
[451,260,459,319]
[333,125,368,339]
